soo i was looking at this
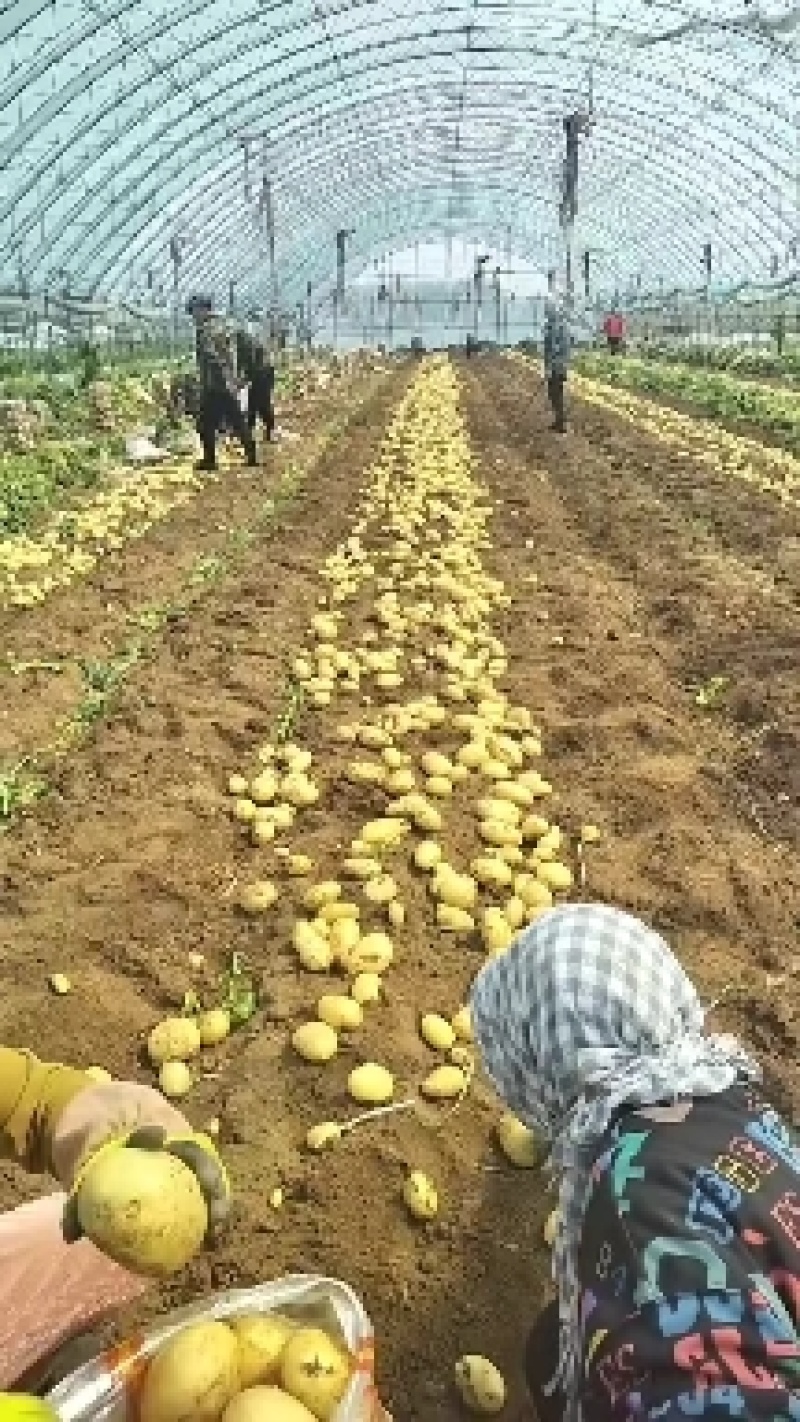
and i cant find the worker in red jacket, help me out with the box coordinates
[603,310,626,353]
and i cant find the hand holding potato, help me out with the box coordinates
[55,1082,230,1276]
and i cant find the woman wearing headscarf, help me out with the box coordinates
[471,904,800,1421]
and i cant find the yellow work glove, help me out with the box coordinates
[0,1398,59,1422]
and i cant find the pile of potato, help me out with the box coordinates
[140,1316,352,1422]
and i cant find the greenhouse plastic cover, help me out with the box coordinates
[1,1,798,307]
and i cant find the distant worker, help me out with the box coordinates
[543,297,570,434]
[603,308,626,353]
[236,330,276,443]
[186,296,257,472]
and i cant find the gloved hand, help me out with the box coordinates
[52,1082,230,1248]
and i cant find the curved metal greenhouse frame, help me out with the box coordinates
[1,0,798,309]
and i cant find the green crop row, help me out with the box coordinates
[575,353,800,454]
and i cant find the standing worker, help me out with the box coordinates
[471,904,800,1422]
[603,308,626,353]
[236,329,276,444]
[186,296,257,472]
[543,298,571,433]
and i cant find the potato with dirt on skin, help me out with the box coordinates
[454,1355,507,1415]
[496,1112,543,1168]
[139,1320,239,1422]
[280,1328,352,1421]
[147,1018,201,1067]
[76,1147,208,1278]
[198,1009,231,1047]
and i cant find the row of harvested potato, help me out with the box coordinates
[145,361,571,1415]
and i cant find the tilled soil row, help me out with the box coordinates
[0,368,392,766]
[485,357,800,846]
[459,359,800,1113]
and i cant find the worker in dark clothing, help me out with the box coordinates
[186,296,257,472]
[543,298,571,433]
[236,331,276,442]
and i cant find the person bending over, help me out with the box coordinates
[471,904,800,1421]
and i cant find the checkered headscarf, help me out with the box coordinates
[470,904,759,1418]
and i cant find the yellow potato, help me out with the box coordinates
[360,817,409,849]
[420,1014,456,1052]
[159,1061,193,1098]
[292,1022,339,1063]
[537,861,572,892]
[521,814,551,841]
[147,1018,201,1066]
[198,1009,231,1047]
[451,1005,473,1041]
[403,1171,438,1221]
[471,856,513,889]
[306,1121,344,1152]
[514,874,554,911]
[223,1388,317,1422]
[296,936,334,973]
[346,932,393,975]
[496,1113,543,1168]
[238,881,279,914]
[249,771,278,805]
[230,1314,297,1387]
[141,1322,239,1422]
[317,995,363,1032]
[282,854,315,877]
[436,904,475,935]
[387,899,406,928]
[329,918,360,965]
[351,972,382,1005]
[478,797,520,823]
[581,823,602,844]
[77,1148,208,1280]
[228,774,249,796]
[348,1062,394,1104]
[544,1207,561,1246]
[481,910,515,955]
[342,856,383,880]
[421,1064,467,1099]
[454,1356,506,1415]
[504,895,526,929]
[434,870,477,911]
[364,874,397,905]
[303,881,342,911]
[421,751,453,778]
[233,798,258,822]
[414,840,442,871]
[425,775,453,798]
[480,819,522,848]
[319,900,359,922]
[280,1328,351,1422]
[457,741,489,770]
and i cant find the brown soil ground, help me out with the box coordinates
[0,355,798,1422]
[0,366,391,766]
